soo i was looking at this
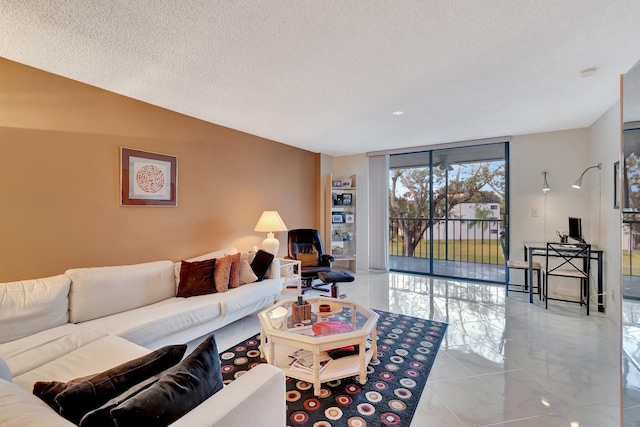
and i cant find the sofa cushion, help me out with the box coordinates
[176,259,216,297]
[250,250,275,281]
[0,274,71,344]
[78,296,222,348]
[66,261,176,323]
[214,255,232,293]
[0,379,75,427]
[214,277,282,315]
[0,324,108,378]
[33,344,186,423]
[174,247,238,286]
[11,336,149,395]
[228,253,241,288]
[110,335,223,427]
[239,253,259,284]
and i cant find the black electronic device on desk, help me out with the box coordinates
[568,217,585,243]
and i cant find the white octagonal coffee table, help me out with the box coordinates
[258,296,378,396]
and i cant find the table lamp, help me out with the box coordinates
[254,211,288,256]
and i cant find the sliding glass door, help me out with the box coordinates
[389,142,508,283]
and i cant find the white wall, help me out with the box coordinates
[509,128,593,257]
[589,101,622,324]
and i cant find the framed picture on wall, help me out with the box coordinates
[121,147,177,207]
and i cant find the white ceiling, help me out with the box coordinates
[2,1,640,156]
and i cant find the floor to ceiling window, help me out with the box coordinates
[388,142,508,283]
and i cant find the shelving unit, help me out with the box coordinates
[326,174,356,272]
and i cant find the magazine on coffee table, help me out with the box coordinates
[289,349,333,373]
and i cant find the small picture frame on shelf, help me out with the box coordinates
[342,193,352,205]
[332,213,344,223]
[332,180,342,187]
[341,178,352,187]
[344,213,354,223]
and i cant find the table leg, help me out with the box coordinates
[359,339,367,384]
[259,328,265,358]
[313,351,321,396]
[371,328,378,362]
[527,247,534,304]
[598,252,604,313]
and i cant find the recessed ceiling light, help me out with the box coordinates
[579,67,597,78]
[392,111,404,116]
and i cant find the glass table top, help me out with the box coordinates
[261,296,376,338]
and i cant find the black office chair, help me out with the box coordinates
[286,229,334,289]
[543,242,591,315]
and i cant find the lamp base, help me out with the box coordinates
[262,232,279,256]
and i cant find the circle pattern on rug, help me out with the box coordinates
[219,309,446,427]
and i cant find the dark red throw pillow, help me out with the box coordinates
[177,258,216,297]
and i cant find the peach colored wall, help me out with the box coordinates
[0,58,319,282]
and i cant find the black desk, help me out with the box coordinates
[523,242,604,312]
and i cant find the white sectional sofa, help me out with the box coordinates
[0,247,286,427]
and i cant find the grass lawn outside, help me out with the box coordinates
[623,250,640,276]
[390,238,504,265]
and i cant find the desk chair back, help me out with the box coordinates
[544,242,591,314]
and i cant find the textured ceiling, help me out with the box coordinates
[2,1,640,156]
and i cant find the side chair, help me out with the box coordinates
[543,242,591,315]
[499,232,542,298]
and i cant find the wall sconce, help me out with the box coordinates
[254,211,288,256]
[572,163,602,189]
[542,171,550,193]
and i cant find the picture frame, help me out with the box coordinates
[614,161,620,209]
[342,193,352,205]
[332,213,344,223]
[341,178,352,187]
[344,213,354,223]
[332,180,342,187]
[121,147,177,207]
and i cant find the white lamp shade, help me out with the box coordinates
[254,211,288,233]
[254,211,287,256]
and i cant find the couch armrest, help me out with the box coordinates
[168,364,285,427]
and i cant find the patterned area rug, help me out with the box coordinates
[219,309,447,426]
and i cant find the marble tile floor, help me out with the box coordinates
[190,271,621,427]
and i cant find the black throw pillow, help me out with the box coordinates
[109,335,224,427]
[43,344,187,424]
[79,375,160,427]
[250,249,275,281]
